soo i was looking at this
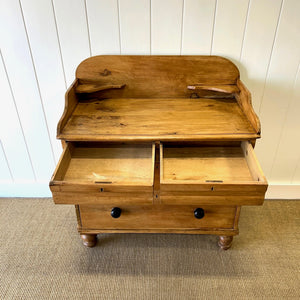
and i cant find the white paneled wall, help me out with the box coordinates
[0,0,299,198]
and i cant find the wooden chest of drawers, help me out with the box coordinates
[49,55,268,250]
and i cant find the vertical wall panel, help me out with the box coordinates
[255,0,300,180]
[211,0,249,60]
[181,0,216,54]
[20,0,66,162]
[0,141,13,182]
[86,0,120,56]
[0,0,55,180]
[293,148,300,184]
[151,0,183,54]
[272,64,300,183]
[0,53,34,180]
[53,0,90,85]
[240,0,282,112]
[119,0,150,54]
[0,0,299,197]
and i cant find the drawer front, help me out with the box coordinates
[79,205,237,230]
[160,141,268,206]
[50,142,155,205]
[52,190,154,206]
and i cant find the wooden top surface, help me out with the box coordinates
[75,55,239,98]
[59,98,258,142]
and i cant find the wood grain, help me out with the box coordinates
[75,83,125,94]
[58,98,257,141]
[241,141,267,183]
[161,145,253,182]
[80,234,97,247]
[218,235,233,250]
[187,85,239,94]
[160,143,267,205]
[236,79,261,134]
[75,56,240,98]
[49,55,268,247]
[63,146,154,185]
[79,205,237,230]
[50,142,155,205]
[79,228,238,235]
[56,80,79,138]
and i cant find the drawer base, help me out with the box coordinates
[78,232,236,250]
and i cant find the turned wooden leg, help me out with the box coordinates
[218,236,233,250]
[80,234,97,247]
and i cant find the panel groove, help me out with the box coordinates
[210,0,217,54]
[258,0,284,115]
[117,0,122,54]
[0,50,36,181]
[18,0,56,167]
[180,0,185,55]
[84,0,92,57]
[239,0,251,61]
[270,60,300,178]
[0,140,13,181]
[50,0,67,89]
[256,0,300,180]
[280,61,300,182]
[150,0,152,55]
[86,0,120,55]
[291,63,300,183]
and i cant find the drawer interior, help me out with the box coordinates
[50,141,266,206]
[51,143,155,186]
[160,141,266,184]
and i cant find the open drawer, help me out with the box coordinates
[50,142,155,205]
[160,141,268,206]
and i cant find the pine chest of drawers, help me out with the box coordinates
[49,55,268,249]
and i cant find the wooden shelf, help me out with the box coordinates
[58,98,258,142]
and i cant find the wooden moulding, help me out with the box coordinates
[78,228,239,235]
[57,79,79,138]
[236,79,261,135]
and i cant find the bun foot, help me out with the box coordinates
[218,236,233,250]
[80,234,97,247]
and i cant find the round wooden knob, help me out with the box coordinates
[111,207,122,218]
[194,208,205,219]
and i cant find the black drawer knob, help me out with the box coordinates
[194,208,205,219]
[111,207,122,218]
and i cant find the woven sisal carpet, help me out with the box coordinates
[0,198,299,299]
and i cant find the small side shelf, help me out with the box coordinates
[160,141,268,206]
